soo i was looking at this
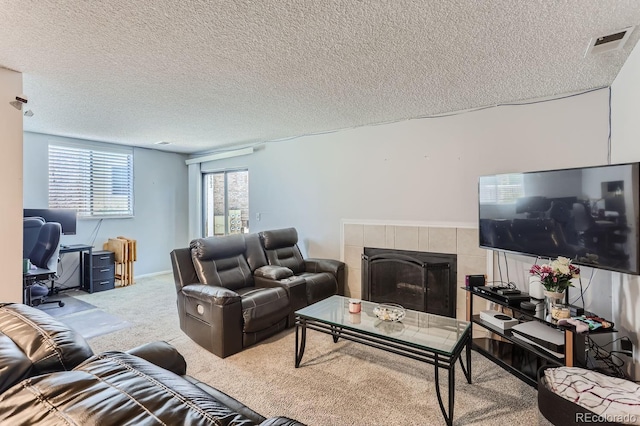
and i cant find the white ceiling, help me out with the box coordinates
[2,1,640,154]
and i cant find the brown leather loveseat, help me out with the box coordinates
[0,303,303,425]
[170,228,345,358]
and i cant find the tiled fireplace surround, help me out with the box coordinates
[342,222,490,321]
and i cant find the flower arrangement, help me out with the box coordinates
[529,256,580,293]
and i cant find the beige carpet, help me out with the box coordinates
[68,274,552,426]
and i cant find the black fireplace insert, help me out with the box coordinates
[361,247,457,318]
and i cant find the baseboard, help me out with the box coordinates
[135,270,172,279]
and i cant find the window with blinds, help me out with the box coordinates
[479,173,524,204]
[48,143,134,217]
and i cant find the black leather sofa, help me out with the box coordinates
[170,228,345,358]
[0,303,303,425]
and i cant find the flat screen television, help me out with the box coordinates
[24,208,77,235]
[478,163,640,275]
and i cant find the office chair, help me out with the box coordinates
[23,216,45,259]
[24,222,64,308]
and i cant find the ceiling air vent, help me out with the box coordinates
[585,26,635,56]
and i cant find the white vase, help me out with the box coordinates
[528,276,545,300]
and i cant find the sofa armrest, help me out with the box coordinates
[304,258,344,276]
[126,341,187,376]
[181,284,241,305]
[304,258,346,295]
[178,284,244,358]
[261,417,307,426]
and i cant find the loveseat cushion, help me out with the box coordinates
[191,235,255,290]
[237,287,289,333]
[0,304,93,393]
[0,351,259,425]
[260,228,305,274]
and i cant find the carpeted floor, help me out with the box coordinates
[70,274,552,426]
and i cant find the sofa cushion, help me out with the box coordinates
[260,229,305,274]
[237,287,289,333]
[191,234,246,260]
[0,304,93,393]
[0,351,258,426]
[260,228,299,250]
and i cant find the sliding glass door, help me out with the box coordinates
[202,169,249,236]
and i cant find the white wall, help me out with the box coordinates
[0,68,23,302]
[197,89,609,259]
[611,40,640,379]
[23,132,190,283]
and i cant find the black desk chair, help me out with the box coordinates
[24,222,64,308]
[23,216,45,259]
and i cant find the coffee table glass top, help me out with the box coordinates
[295,295,470,355]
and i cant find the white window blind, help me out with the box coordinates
[49,143,134,217]
[479,173,525,204]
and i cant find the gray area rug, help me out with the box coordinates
[37,293,131,340]
[36,294,95,317]
[56,309,132,340]
[70,274,552,426]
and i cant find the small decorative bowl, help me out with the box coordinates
[373,303,406,322]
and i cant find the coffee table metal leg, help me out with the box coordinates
[461,338,472,384]
[434,354,454,426]
[448,360,455,426]
[331,325,341,343]
[295,319,307,368]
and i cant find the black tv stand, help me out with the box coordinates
[464,287,614,388]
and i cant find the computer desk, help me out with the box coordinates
[59,244,94,292]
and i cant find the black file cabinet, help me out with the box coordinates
[84,250,115,293]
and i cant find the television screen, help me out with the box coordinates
[478,163,640,275]
[24,208,77,235]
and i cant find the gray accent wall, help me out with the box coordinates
[23,132,189,282]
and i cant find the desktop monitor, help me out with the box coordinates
[23,208,77,235]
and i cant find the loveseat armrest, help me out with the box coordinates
[181,284,241,305]
[304,258,346,295]
[261,417,307,426]
[178,284,244,358]
[126,341,187,376]
[304,258,344,275]
[255,265,294,280]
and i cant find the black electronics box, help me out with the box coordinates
[465,274,486,288]
[569,305,584,316]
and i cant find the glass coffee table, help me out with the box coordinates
[295,295,471,426]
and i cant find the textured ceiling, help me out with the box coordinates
[2,1,640,154]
